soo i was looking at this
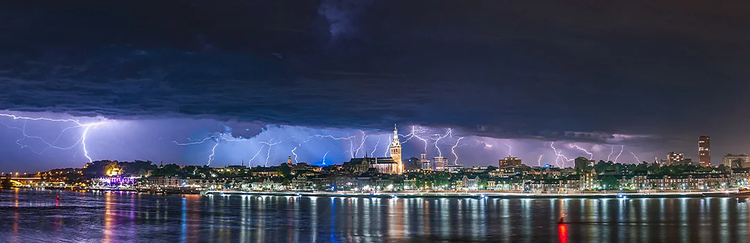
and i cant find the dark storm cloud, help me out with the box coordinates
[2,0,750,156]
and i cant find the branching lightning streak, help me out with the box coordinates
[172,136,215,146]
[550,142,573,168]
[569,144,594,160]
[248,145,265,166]
[630,151,641,163]
[174,135,222,166]
[607,146,614,162]
[259,139,282,166]
[0,113,106,162]
[207,142,219,166]
[451,137,464,165]
[614,145,624,163]
[2,121,81,154]
[400,126,429,153]
[306,134,356,158]
[432,129,452,158]
[291,145,299,163]
[354,130,368,157]
[371,137,380,157]
[537,154,544,166]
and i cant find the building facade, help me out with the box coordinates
[723,154,750,168]
[342,125,404,174]
[389,124,403,174]
[699,136,711,167]
[434,157,449,171]
[420,153,432,170]
[499,156,522,167]
[667,152,685,165]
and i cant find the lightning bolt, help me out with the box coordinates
[451,137,464,165]
[607,146,614,162]
[291,145,299,163]
[172,136,215,146]
[304,134,356,158]
[173,134,222,166]
[630,151,641,163]
[401,126,429,153]
[537,154,544,166]
[321,151,329,165]
[0,113,106,162]
[384,135,390,157]
[248,145,266,166]
[614,145,624,163]
[207,142,219,166]
[259,139,282,166]
[569,144,594,160]
[432,128,452,158]
[550,142,573,167]
[504,142,512,157]
[370,137,380,157]
[354,130,368,157]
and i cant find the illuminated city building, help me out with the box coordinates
[389,124,403,174]
[434,157,448,171]
[343,125,404,174]
[723,154,750,168]
[499,156,522,168]
[699,136,711,167]
[667,152,685,165]
[420,153,432,170]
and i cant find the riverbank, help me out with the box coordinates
[202,190,749,198]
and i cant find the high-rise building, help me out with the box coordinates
[667,152,685,165]
[421,153,432,170]
[434,157,448,171]
[723,154,749,168]
[499,156,522,167]
[699,136,711,167]
[389,124,403,174]
[574,157,593,172]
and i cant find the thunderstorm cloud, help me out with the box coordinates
[1,0,750,170]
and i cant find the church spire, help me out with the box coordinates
[391,124,400,147]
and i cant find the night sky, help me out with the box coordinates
[2,0,750,172]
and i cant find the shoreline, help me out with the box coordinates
[202,190,749,199]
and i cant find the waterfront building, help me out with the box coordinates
[723,154,750,168]
[499,156,522,167]
[420,153,432,171]
[446,164,464,173]
[667,152,685,165]
[434,157,449,171]
[458,175,479,190]
[574,157,593,172]
[699,136,711,166]
[342,125,404,174]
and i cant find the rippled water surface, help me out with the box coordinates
[1,189,750,242]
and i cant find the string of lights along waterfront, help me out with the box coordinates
[4,0,750,242]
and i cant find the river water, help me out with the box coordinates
[0,189,749,242]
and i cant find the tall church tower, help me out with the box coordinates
[390,124,403,174]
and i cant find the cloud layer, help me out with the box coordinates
[1,0,750,169]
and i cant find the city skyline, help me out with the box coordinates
[0,111,736,173]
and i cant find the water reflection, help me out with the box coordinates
[2,190,750,242]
